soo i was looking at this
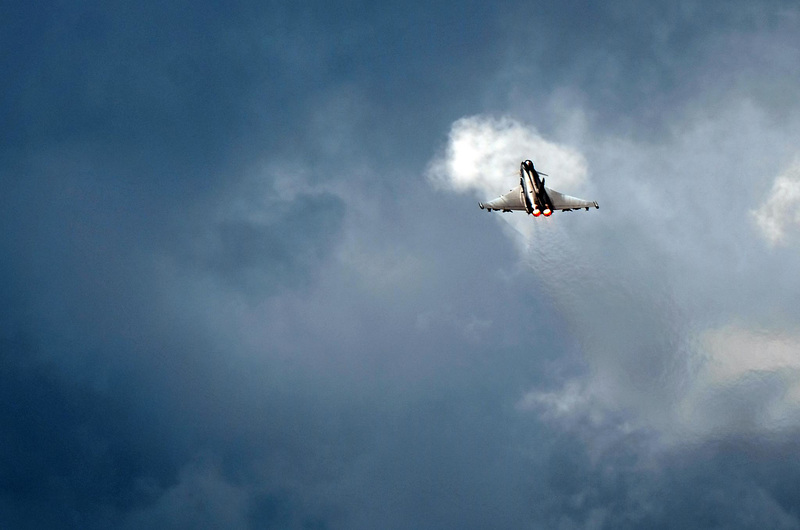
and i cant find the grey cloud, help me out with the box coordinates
[176,191,346,297]
[495,0,800,137]
[527,424,800,529]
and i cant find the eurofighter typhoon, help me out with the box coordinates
[479,160,599,217]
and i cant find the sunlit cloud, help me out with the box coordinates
[674,324,800,436]
[426,115,588,200]
[752,161,800,246]
[699,325,800,385]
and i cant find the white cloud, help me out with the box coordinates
[517,379,594,420]
[699,325,800,385]
[674,324,800,436]
[752,161,800,246]
[426,115,588,200]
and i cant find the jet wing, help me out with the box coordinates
[545,187,599,211]
[480,185,526,211]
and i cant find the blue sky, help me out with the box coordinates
[4,1,800,528]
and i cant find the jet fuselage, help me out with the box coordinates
[520,159,552,216]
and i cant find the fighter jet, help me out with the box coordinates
[479,160,598,217]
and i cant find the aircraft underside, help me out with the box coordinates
[479,160,599,217]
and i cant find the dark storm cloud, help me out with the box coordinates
[177,192,345,296]
[0,335,179,528]
[0,2,358,525]
[4,0,800,528]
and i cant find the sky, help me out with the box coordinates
[3,1,800,528]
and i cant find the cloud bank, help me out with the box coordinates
[430,110,800,447]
